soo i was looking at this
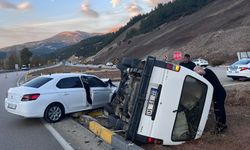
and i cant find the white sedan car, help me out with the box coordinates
[5,73,117,123]
[192,58,209,67]
[227,59,250,80]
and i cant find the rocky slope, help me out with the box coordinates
[92,0,250,64]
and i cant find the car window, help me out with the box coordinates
[82,76,107,87]
[56,77,83,89]
[233,59,250,65]
[23,77,53,88]
[172,76,207,141]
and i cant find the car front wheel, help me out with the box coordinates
[44,103,64,123]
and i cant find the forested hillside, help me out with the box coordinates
[54,0,213,61]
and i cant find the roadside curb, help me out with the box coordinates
[88,121,144,150]
[77,111,144,150]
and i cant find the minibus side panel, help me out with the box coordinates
[125,57,214,145]
[136,66,214,145]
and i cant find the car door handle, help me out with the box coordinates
[63,93,70,96]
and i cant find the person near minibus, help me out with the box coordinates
[194,66,227,133]
[180,54,196,70]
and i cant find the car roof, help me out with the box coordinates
[42,73,96,79]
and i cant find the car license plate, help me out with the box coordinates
[145,88,158,116]
[7,103,17,110]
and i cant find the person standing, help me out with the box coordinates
[194,66,227,133]
[179,54,196,70]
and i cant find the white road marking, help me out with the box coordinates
[42,121,74,150]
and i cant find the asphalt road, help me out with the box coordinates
[0,67,246,150]
[0,71,62,150]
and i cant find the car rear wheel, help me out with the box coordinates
[44,103,64,123]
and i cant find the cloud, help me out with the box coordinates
[143,0,172,8]
[81,1,99,18]
[0,0,16,9]
[126,3,142,17]
[0,0,31,10]
[110,0,121,7]
[16,1,32,10]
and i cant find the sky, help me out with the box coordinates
[0,0,171,48]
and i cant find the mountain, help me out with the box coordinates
[89,0,250,65]
[51,15,146,61]
[0,31,97,56]
[54,0,213,62]
[55,0,218,64]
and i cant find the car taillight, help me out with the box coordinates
[21,93,40,101]
[240,67,248,71]
[166,63,181,72]
[147,137,163,144]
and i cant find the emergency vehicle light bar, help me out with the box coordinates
[166,63,181,72]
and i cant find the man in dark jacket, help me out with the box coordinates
[194,66,227,133]
[180,54,196,70]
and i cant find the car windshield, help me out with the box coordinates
[232,59,250,66]
[23,77,53,88]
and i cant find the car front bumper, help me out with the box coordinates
[5,98,44,118]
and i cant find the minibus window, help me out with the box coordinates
[172,76,208,141]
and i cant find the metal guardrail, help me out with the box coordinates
[237,52,250,60]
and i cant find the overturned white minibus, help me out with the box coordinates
[105,56,214,145]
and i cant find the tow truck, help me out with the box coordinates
[104,56,214,145]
